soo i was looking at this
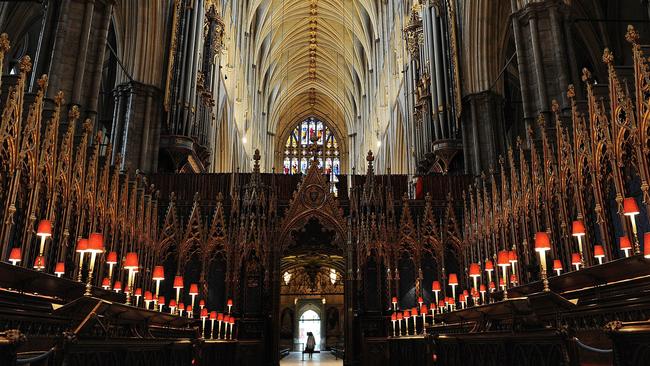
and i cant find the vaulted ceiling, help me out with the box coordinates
[247,0,377,137]
[217,0,406,171]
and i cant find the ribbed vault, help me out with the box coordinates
[247,0,377,148]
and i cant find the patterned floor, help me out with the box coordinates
[279,352,343,365]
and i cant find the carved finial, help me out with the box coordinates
[0,33,10,53]
[69,105,80,121]
[193,192,200,203]
[37,74,48,91]
[82,118,93,133]
[602,48,614,65]
[551,99,560,114]
[626,25,639,45]
[537,114,546,129]
[516,136,523,149]
[567,84,575,99]
[366,150,374,162]
[252,149,261,173]
[20,55,32,74]
[54,91,64,106]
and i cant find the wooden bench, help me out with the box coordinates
[301,350,320,360]
[279,348,290,359]
[331,347,345,360]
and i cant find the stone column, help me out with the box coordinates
[511,0,573,127]
[111,82,162,173]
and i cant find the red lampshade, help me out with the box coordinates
[572,221,586,236]
[497,250,510,266]
[229,317,235,325]
[510,274,518,284]
[33,256,45,269]
[158,295,165,305]
[623,197,640,216]
[217,313,224,321]
[9,248,21,262]
[432,281,441,291]
[169,299,177,308]
[227,298,233,307]
[113,281,122,291]
[438,300,445,308]
[553,259,563,271]
[178,303,185,311]
[144,291,153,301]
[508,251,518,263]
[489,281,496,290]
[106,251,118,264]
[54,262,65,274]
[210,311,217,320]
[199,299,206,307]
[448,273,458,286]
[479,284,486,292]
[87,233,104,253]
[397,312,403,320]
[37,219,52,237]
[173,275,184,289]
[571,253,582,266]
[499,278,505,286]
[411,307,418,315]
[76,238,88,253]
[594,245,605,258]
[535,232,551,252]
[417,296,423,303]
[391,313,397,321]
[223,315,229,323]
[152,265,165,281]
[469,263,481,277]
[448,298,455,305]
[620,236,632,250]
[462,289,469,297]
[645,232,650,259]
[189,283,199,295]
[102,277,111,288]
[124,252,139,270]
[420,305,428,314]
[200,308,208,318]
[484,260,494,271]
[404,310,411,318]
[392,296,398,303]
[186,305,193,313]
[135,288,142,296]
[459,293,466,302]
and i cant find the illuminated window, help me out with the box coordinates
[283,117,340,175]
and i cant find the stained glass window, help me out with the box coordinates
[283,117,340,175]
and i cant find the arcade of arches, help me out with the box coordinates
[2,1,650,366]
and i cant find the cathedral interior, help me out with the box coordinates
[1,0,650,365]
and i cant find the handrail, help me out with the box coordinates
[16,346,56,365]
[572,337,612,354]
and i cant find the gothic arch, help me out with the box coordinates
[278,158,347,253]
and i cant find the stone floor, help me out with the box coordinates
[279,352,343,365]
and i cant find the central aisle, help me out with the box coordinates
[279,352,343,366]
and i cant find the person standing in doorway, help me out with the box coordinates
[305,331,316,359]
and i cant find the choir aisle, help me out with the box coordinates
[279,352,343,366]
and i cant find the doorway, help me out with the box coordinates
[298,309,321,351]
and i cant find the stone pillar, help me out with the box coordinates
[511,0,573,123]
[45,0,113,122]
[462,91,505,175]
[111,82,162,173]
